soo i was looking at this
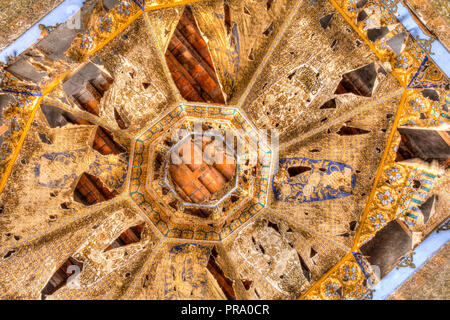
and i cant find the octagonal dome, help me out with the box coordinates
[129,104,273,241]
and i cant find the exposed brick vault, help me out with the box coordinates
[0,0,448,300]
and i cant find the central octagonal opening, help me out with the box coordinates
[164,133,238,208]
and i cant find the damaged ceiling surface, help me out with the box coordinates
[0,0,449,300]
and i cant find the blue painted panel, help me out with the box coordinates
[272,157,356,203]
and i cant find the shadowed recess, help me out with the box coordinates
[287,166,312,177]
[336,125,370,136]
[207,246,236,300]
[360,219,412,278]
[41,103,126,156]
[64,63,114,116]
[74,172,119,206]
[92,126,126,155]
